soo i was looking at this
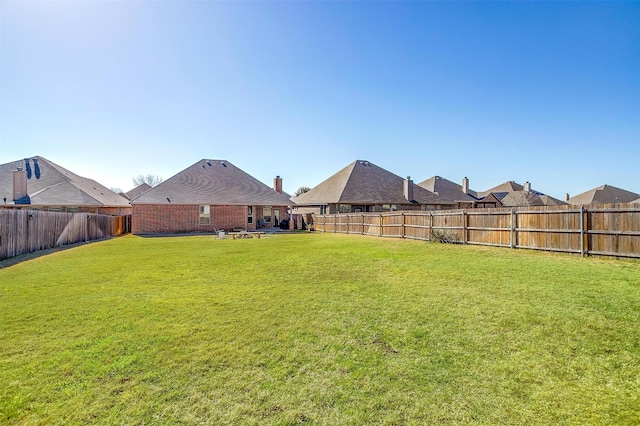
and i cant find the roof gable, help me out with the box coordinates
[131,159,292,206]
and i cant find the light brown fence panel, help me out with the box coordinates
[430,211,464,241]
[0,210,23,259]
[587,205,640,258]
[0,210,129,261]
[315,215,327,232]
[347,214,364,234]
[363,214,381,236]
[313,204,640,258]
[516,209,578,254]
[404,212,429,241]
[467,210,511,247]
[382,213,403,238]
[335,215,349,234]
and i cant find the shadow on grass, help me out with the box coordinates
[0,241,96,269]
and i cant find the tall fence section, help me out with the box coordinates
[314,204,639,258]
[0,210,130,261]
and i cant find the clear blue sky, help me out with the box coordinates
[1,1,639,199]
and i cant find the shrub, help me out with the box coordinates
[430,229,460,243]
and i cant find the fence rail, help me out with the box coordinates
[0,210,130,261]
[313,203,640,258]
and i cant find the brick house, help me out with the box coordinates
[0,156,131,215]
[130,159,292,234]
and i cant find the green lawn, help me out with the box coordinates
[1,233,639,425]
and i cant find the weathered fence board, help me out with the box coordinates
[0,210,130,261]
[313,204,640,258]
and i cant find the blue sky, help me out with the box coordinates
[1,1,639,199]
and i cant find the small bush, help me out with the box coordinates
[430,229,460,243]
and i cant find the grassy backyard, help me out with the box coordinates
[1,233,639,425]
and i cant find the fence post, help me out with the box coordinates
[462,210,467,244]
[401,212,405,239]
[334,214,337,233]
[362,214,365,235]
[429,212,433,241]
[580,206,585,257]
[379,214,383,237]
[510,208,516,249]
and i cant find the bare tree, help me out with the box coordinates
[110,187,123,194]
[133,174,163,187]
[294,186,311,196]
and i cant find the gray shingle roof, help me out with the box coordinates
[292,160,447,206]
[418,176,478,202]
[130,159,292,206]
[0,156,130,207]
[123,183,152,200]
[567,184,640,205]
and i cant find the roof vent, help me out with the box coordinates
[206,161,212,167]
[167,197,171,202]
[33,158,41,179]
[221,162,227,168]
[24,159,32,179]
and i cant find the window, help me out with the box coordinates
[199,205,210,225]
[263,205,272,223]
[247,206,253,224]
[338,204,351,214]
[382,204,397,212]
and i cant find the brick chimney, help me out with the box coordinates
[403,176,413,201]
[462,177,469,194]
[13,167,28,202]
[274,176,283,194]
[524,181,531,193]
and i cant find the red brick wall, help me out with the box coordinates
[132,204,250,234]
[96,206,132,216]
[132,204,289,234]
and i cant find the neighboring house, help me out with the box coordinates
[567,184,640,206]
[121,183,152,200]
[477,181,566,207]
[417,176,479,208]
[130,159,292,234]
[291,160,455,215]
[0,156,131,215]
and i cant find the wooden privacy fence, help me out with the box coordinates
[0,210,130,261]
[314,204,640,258]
